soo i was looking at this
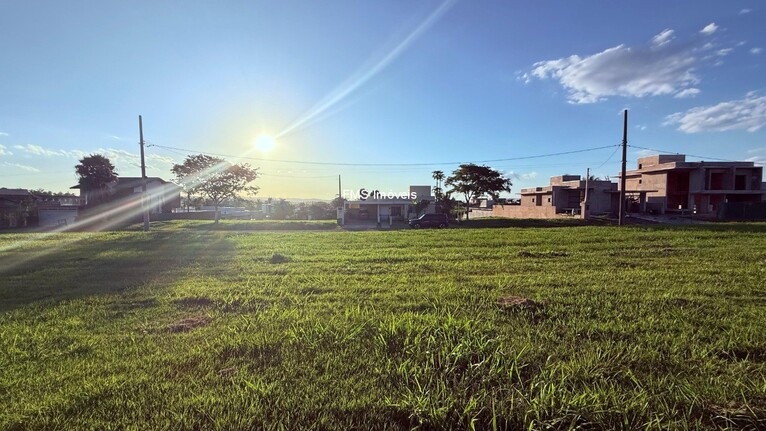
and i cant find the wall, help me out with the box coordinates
[491,205,567,219]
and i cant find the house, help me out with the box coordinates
[71,177,181,214]
[492,175,617,219]
[342,185,434,225]
[35,194,80,227]
[621,155,766,215]
[0,188,33,228]
[109,177,181,214]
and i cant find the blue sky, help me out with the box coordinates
[1,1,764,199]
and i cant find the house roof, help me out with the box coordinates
[0,188,31,196]
[70,177,173,189]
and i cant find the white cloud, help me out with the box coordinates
[13,144,62,156]
[700,23,719,35]
[635,149,657,158]
[664,92,766,133]
[1,161,39,172]
[148,154,176,165]
[507,171,538,181]
[524,40,699,103]
[751,47,763,55]
[716,48,733,57]
[739,8,751,14]
[0,144,11,156]
[674,88,701,98]
[746,156,765,167]
[747,147,766,154]
[0,132,8,137]
[651,29,674,47]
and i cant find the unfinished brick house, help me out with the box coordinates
[622,155,766,214]
[492,175,617,218]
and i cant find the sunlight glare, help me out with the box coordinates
[255,135,276,153]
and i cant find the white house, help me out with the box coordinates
[342,185,435,225]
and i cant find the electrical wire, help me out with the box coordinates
[628,145,735,162]
[147,143,619,167]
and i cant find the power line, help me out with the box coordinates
[595,145,621,170]
[147,143,619,167]
[628,145,735,162]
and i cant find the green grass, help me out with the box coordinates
[1,220,765,430]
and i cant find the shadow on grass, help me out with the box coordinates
[456,217,766,233]
[0,231,237,313]
[123,220,340,232]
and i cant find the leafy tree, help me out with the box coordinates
[308,202,336,220]
[332,196,346,209]
[75,154,117,207]
[171,154,259,223]
[295,202,309,220]
[30,189,76,198]
[412,199,431,217]
[272,199,295,220]
[445,164,511,220]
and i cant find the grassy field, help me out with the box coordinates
[1,220,765,430]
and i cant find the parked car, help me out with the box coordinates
[408,213,449,229]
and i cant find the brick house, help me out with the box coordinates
[621,155,765,214]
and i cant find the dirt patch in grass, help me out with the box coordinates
[517,250,569,258]
[498,296,542,311]
[498,296,546,323]
[716,346,766,362]
[702,399,766,428]
[270,253,291,264]
[167,315,212,333]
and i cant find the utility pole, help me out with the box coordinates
[139,115,150,231]
[337,174,344,225]
[583,167,590,220]
[618,109,628,226]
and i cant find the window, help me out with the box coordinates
[547,197,551,203]
[638,164,642,169]
[638,179,642,184]
[735,175,747,190]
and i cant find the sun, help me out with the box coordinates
[255,134,276,152]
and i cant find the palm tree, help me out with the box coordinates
[431,170,445,207]
[75,154,117,207]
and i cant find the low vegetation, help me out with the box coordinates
[1,220,765,429]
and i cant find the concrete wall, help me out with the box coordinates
[491,205,564,219]
[39,208,78,227]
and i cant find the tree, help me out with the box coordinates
[308,202,336,220]
[171,154,259,223]
[30,189,76,198]
[75,154,117,207]
[272,199,295,220]
[445,164,511,220]
[412,199,431,217]
[431,170,445,210]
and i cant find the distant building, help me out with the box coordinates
[71,177,181,214]
[343,185,434,225]
[622,155,766,214]
[109,177,181,214]
[492,175,617,219]
[0,188,33,228]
